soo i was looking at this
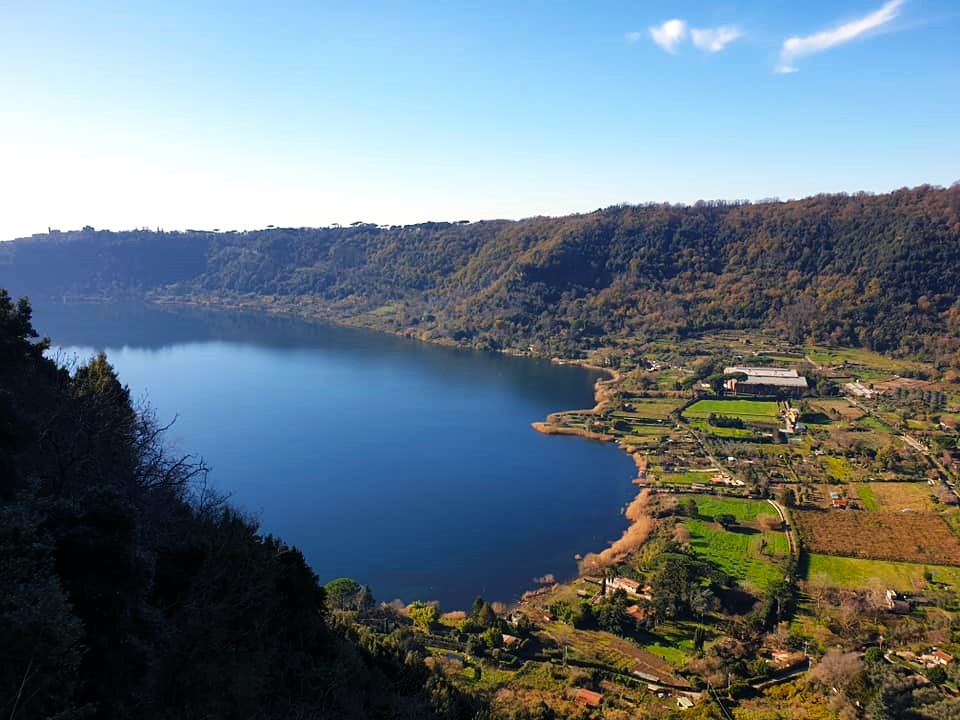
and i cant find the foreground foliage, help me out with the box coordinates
[0,291,480,719]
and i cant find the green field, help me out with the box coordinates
[763,531,791,557]
[859,415,894,433]
[688,418,765,440]
[822,455,855,482]
[803,553,960,592]
[805,346,927,374]
[694,496,778,523]
[657,470,716,485]
[856,484,879,510]
[683,400,780,422]
[685,520,786,591]
[620,397,685,420]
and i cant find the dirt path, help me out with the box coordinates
[767,499,797,557]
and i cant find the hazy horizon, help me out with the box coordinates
[6,181,958,242]
[2,0,958,241]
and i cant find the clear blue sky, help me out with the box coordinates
[1,0,957,239]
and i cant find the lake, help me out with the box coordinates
[34,302,636,610]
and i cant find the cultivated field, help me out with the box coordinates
[695,497,778,523]
[656,469,716,485]
[683,399,780,422]
[794,510,960,565]
[803,553,960,592]
[685,520,787,591]
[619,397,685,420]
[805,346,928,375]
[861,482,938,513]
[810,399,865,420]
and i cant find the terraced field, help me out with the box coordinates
[684,520,787,591]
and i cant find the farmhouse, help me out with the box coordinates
[608,577,641,595]
[724,366,808,396]
[928,649,954,665]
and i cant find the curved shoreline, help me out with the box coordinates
[58,295,646,602]
[533,360,646,479]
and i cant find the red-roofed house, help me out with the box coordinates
[574,688,603,708]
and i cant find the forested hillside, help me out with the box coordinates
[3,185,959,363]
[0,291,480,720]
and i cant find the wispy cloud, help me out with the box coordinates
[776,0,905,73]
[691,25,743,52]
[624,31,645,44]
[649,19,687,54]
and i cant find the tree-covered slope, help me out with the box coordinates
[2,185,958,361]
[0,291,479,720]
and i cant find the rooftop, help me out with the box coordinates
[574,688,603,707]
[725,366,808,388]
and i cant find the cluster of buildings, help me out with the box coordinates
[895,648,955,668]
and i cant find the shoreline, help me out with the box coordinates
[47,293,647,606]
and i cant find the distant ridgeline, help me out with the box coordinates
[2,185,959,362]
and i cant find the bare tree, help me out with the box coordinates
[808,650,864,693]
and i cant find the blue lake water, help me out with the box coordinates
[34,302,636,610]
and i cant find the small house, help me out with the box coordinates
[677,696,694,709]
[608,577,642,595]
[932,649,954,665]
[574,688,603,708]
[884,589,910,613]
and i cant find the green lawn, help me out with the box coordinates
[642,640,690,666]
[803,553,960,592]
[694,496,778,522]
[683,399,780,422]
[685,520,785,591]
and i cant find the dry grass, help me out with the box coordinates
[794,510,960,565]
[867,482,937,512]
[530,422,614,442]
[811,399,864,420]
[578,490,656,574]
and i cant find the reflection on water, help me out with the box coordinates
[35,302,636,609]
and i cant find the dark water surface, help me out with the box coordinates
[35,302,636,609]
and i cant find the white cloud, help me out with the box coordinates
[649,19,687,54]
[624,31,645,44]
[777,0,905,73]
[691,25,743,52]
